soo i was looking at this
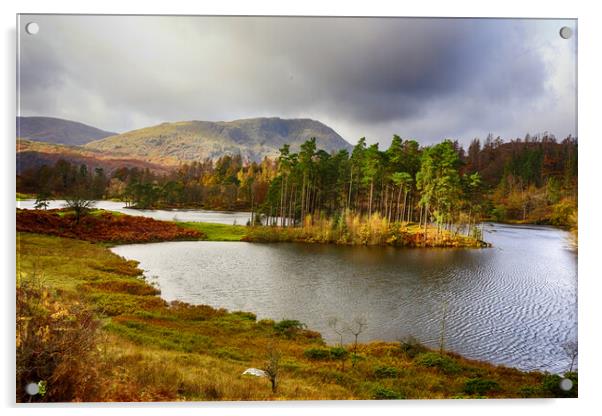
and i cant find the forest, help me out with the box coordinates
[17,133,578,233]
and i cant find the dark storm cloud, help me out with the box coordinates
[18,15,576,146]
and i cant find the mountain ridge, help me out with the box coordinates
[85,117,352,165]
[17,116,117,146]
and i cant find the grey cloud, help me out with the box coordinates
[18,15,576,147]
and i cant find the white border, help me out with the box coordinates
[2,1,600,416]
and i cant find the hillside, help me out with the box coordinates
[17,116,117,146]
[85,117,352,165]
[17,139,171,175]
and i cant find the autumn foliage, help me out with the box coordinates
[16,209,204,243]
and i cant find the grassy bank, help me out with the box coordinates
[17,209,203,244]
[178,222,248,241]
[16,232,574,402]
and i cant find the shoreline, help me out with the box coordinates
[17,197,576,233]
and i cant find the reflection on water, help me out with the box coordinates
[17,199,251,225]
[111,222,576,373]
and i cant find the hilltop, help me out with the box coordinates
[17,116,117,146]
[85,117,352,165]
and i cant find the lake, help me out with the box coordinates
[111,223,577,374]
[17,199,251,225]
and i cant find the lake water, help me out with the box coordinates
[17,199,251,225]
[111,223,577,374]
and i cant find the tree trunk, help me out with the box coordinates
[396,184,403,222]
[368,180,374,218]
[279,175,285,227]
[250,190,255,226]
[423,203,429,244]
[348,168,353,210]
[300,174,307,225]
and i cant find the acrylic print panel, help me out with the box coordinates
[16,15,577,402]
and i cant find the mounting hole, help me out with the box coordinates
[25,22,39,35]
[559,26,572,39]
[25,382,39,395]
[559,378,573,391]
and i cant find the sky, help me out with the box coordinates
[18,15,577,148]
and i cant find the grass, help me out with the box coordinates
[16,231,571,402]
[178,222,248,241]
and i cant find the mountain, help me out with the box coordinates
[17,116,117,146]
[85,117,352,165]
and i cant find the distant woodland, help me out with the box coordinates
[17,133,578,230]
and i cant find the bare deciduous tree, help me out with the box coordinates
[346,316,368,354]
[262,345,281,394]
[328,317,345,346]
[345,316,367,368]
[563,341,578,372]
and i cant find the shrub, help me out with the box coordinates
[303,346,349,361]
[415,352,461,374]
[329,346,349,360]
[550,199,576,227]
[351,352,366,367]
[372,386,404,400]
[464,378,500,396]
[399,336,428,359]
[231,311,257,321]
[304,347,331,360]
[274,319,306,338]
[17,278,102,402]
[374,365,399,379]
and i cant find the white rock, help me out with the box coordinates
[242,368,267,377]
